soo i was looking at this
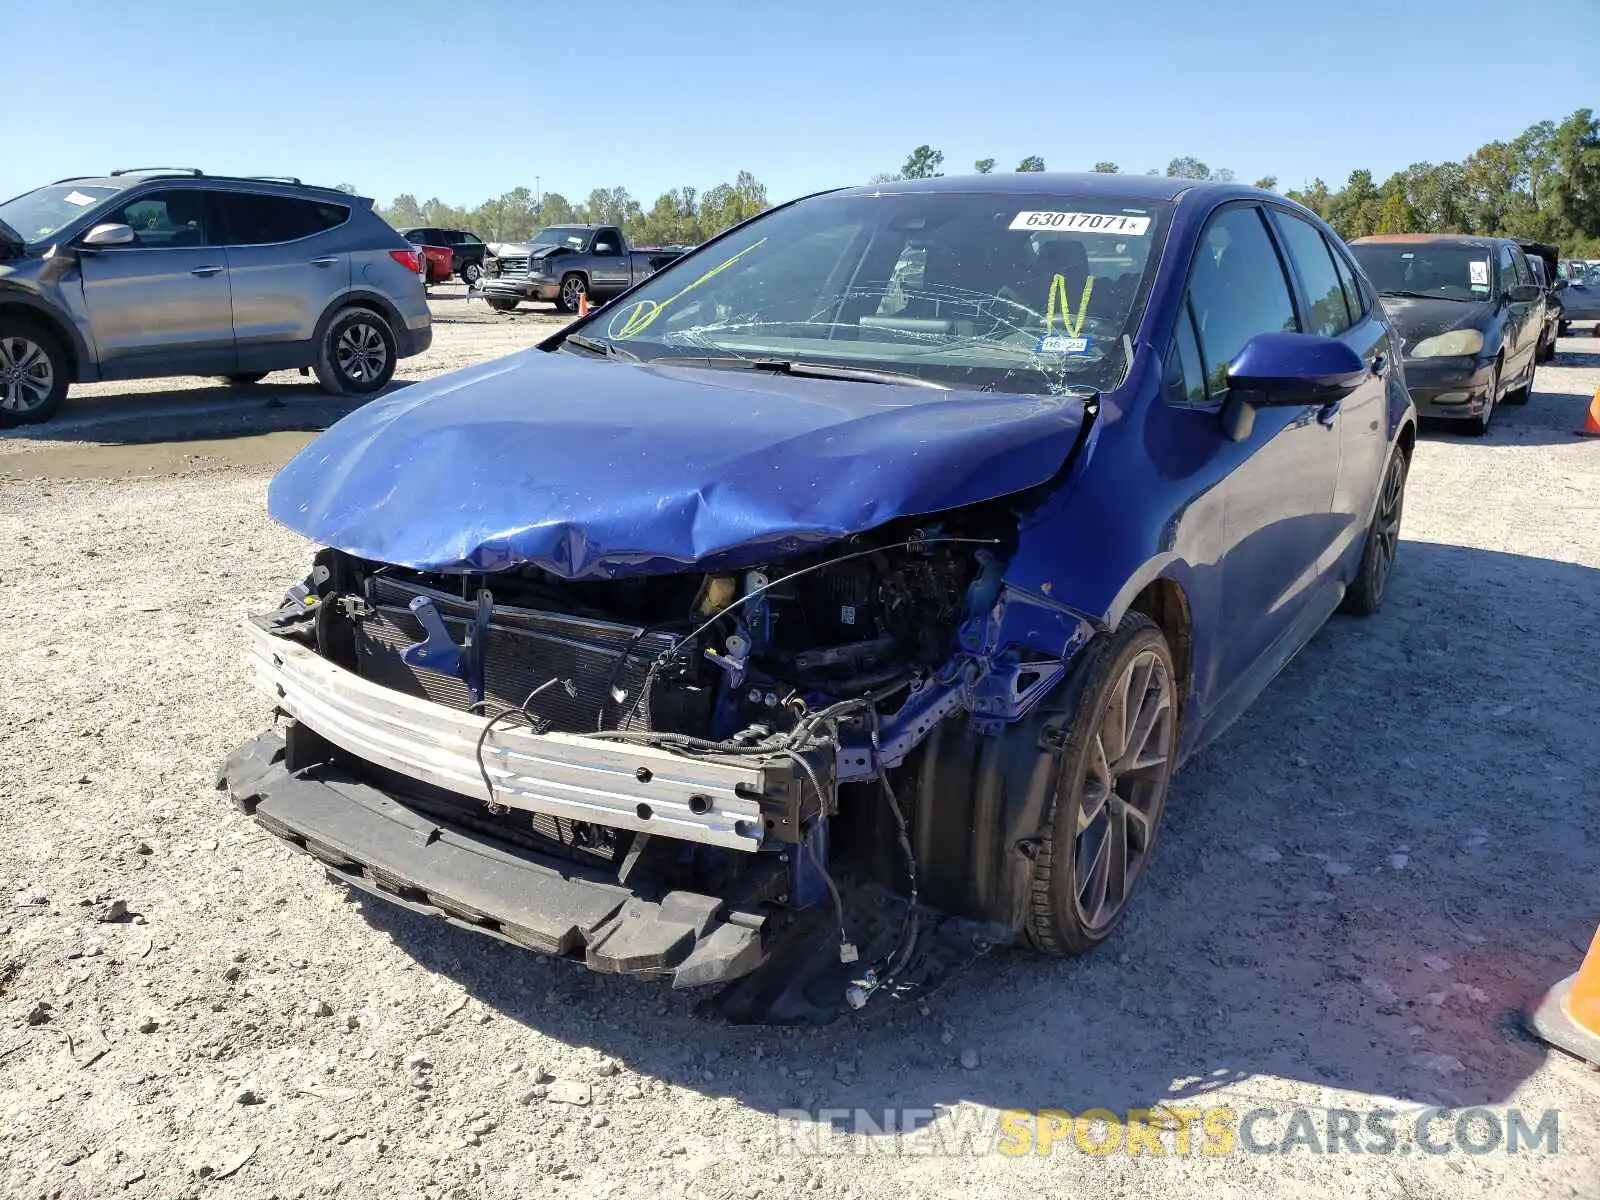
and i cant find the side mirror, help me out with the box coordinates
[81,222,135,248]
[1553,278,1569,292]
[1507,283,1542,303]
[1219,332,1367,441]
[1226,331,1367,406]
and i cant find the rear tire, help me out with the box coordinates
[486,297,520,313]
[460,261,483,287]
[221,372,269,386]
[1025,613,1179,957]
[0,320,70,426]
[313,307,396,396]
[1340,445,1408,616]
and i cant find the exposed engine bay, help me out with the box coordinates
[228,503,1100,1017]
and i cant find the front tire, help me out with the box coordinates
[1464,360,1499,437]
[557,273,587,314]
[486,297,520,313]
[1025,613,1179,957]
[1340,445,1408,616]
[0,321,70,426]
[313,307,396,396]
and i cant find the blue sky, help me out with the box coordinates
[9,0,1598,209]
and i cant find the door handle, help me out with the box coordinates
[1316,399,1341,428]
[190,265,224,277]
[310,255,339,267]
[1369,354,1388,377]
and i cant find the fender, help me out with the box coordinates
[0,288,97,381]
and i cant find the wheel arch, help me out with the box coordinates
[313,290,404,349]
[1101,555,1197,720]
[0,295,88,382]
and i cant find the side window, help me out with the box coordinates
[1497,245,1517,292]
[1184,205,1299,400]
[1270,210,1353,337]
[217,193,350,245]
[1510,249,1532,287]
[459,233,483,246]
[592,229,621,256]
[1162,298,1208,407]
[1328,241,1365,322]
[106,189,214,248]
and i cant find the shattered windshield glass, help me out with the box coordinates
[571,190,1173,394]
[0,183,119,244]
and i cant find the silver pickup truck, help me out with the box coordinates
[481,224,686,313]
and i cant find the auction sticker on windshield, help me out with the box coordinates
[1010,211,1151,235]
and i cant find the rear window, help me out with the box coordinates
[1350,242,1493,303]
[217,192,349,245]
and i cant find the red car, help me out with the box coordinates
[417,242,454,284]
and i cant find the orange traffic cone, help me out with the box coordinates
[1525,924,1600,1066]
[1579,385,1600,437]
[577,291,590,318]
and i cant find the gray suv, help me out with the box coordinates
[0,169,432,424]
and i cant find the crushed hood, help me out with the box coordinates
[1380,296,1497,350]
[268,349,1089,578]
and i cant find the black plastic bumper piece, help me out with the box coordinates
[218,731,767,988]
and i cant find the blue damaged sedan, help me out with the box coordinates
[224,174,1415,1017]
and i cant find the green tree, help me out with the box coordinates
[1327,169,1382,239]
[1165,156,1210,180]
[536,193,578,225]
[974,158,995,174]
[1285,178,1331,218]
[1092,161,1119,173]
[1253,176,1279,191]
[383,193,425,228]
[900,145,945,179]
[1015,155,1046,172]
[1374,175,1420,234]
[1547,108,1600,240]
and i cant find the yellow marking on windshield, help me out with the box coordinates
[609,238,769,340]
[1044,273,1095,338]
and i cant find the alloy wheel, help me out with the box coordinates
[562,277,585,310]
[0,335,55,414]
[1368,454,1406,605]
[1072,648,1175,931]
[336,323,388,384]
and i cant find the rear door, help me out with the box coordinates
[216,191,353,369]
[76,187,237,378]
[1499,243,1537,376]
[1267,208,1390,571]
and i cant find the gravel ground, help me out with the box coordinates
[1,300,1598,1199]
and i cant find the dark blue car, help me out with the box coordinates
[226,174,1415,1011]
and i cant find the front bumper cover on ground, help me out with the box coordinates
[219,730,769,988]
[247,624,781,852]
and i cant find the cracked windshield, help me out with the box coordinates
[582,191,1170,394]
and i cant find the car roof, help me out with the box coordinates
[831,171,1267,205]
[1350,233,1505,249]
[48,172,364,202]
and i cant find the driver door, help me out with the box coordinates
[588,227,629,296]
[1178,204,1342,711]
[77,188,237,379]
